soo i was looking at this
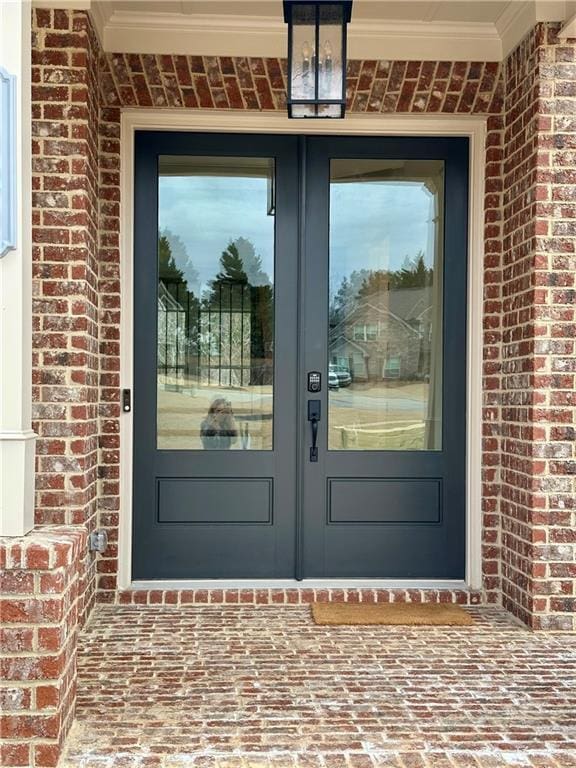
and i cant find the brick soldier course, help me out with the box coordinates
[0,6,575,768]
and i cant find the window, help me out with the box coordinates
[353,322,378,341]
[366,323,378,341]
[384,356,401,379]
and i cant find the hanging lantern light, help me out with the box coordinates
[283,0,353,118]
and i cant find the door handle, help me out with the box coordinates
[308,399,321,462]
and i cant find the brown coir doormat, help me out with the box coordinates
[311,602,475,626]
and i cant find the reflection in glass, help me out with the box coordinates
[329,159,444,451]
[157,156,275,450]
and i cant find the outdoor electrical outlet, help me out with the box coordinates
[88,530,108,554]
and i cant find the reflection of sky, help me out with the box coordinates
[330,181,433,295]
[159,176,275,291]
[159,176,433,296]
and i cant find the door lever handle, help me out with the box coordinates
[308,400,321,462]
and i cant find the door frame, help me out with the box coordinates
[118,109,486,591]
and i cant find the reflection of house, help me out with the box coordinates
[157,281,187,376]
[329,288,433,381]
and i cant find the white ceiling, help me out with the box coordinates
[34,1,576,60]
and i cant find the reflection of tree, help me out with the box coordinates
[394,252,432,289]
[225,237,271,287]
[215,241,248,288]
[157,232,200,381]
[159,228,200,292]
[159,233,186,285]
[205,237,274,386]
[330,251,432,326]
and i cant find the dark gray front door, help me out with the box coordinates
[300,137,468,578]
[132,133,299,578]
[132,132,468,580]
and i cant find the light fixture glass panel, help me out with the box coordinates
[290,4,316,101]
[317,103,344,118]
[291,104,317,117]
[318,4,344,102]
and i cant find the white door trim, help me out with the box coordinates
[118,109,486,592]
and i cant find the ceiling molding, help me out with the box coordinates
[559,12,576,38]
[535,1,570,22]
[496,1,571,56]
[33,0,90,8]
[31,1,570,62]
[557,0,576,38]
[88,1,110,49]
[98,10,504,61]
[496,1,537,57]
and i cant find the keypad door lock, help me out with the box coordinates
[307,371,321,393]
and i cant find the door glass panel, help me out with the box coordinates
[329,159,444,451]
[157,156,275,450]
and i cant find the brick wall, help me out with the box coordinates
[502,23,576,631]
[0,527,87,768]
[27,9,575,627]
[31,8,99,612]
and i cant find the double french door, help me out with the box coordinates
[132,132,468,580]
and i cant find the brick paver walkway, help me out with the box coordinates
[61,605,576,767]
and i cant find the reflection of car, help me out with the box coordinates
[329,365,352,387]
[328,370,339,389]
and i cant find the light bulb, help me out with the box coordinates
[302,41,311,76]
[324,41,333,74]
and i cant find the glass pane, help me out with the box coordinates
[328,159,444,451]
[318,4,344,102]
[157,156,275,450]
[290,4,316,102]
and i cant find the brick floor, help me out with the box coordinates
[60,606,576,767]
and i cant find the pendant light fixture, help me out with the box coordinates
[283,1,353,118]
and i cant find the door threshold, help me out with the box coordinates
[130,579,470,590]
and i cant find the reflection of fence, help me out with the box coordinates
[158,278,273,389]
[337,420,425,450]
[199,305,251,387]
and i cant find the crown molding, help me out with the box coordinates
[559,12,576,38]
[496,1,536,57]
[33,0,90,8]
[497,1,572,56]
[558,0,576,38]
[98,11,504,61]
[87,0,110,49]
[31,1,570,62]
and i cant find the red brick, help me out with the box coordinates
[36,684,60,709]
[0,743,31,767]
[34,744,60,767]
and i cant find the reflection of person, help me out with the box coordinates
[200,398,238,450]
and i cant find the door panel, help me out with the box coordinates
[301,136,468,579]
[328,478,441,524]
[132,133,299,579]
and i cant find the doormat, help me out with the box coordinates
[311,602,475,626]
